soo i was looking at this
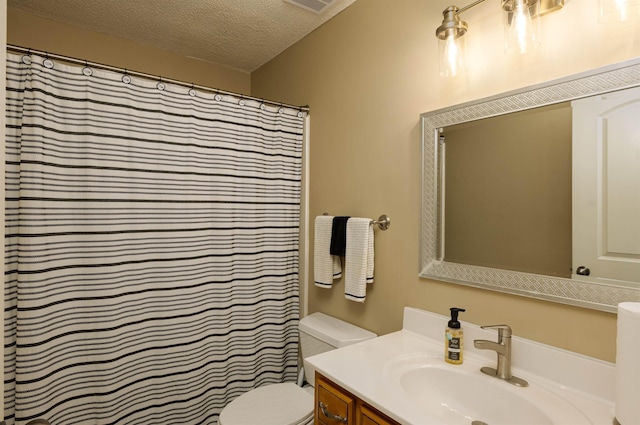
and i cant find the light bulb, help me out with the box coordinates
[444,35,460,76]
[439,28,466,77]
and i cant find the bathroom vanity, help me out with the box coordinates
[308,307,615,425]
[316,372,399,425]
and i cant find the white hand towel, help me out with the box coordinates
[345,217,374,302]
[314,215,342,288]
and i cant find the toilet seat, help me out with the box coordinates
[218,383,314,425]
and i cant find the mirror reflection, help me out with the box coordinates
[439,90,640,286]
[441,102,572,278]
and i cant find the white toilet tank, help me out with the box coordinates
[299,312,376,387]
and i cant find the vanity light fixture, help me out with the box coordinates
[436,4,469,77]
[436,0,564,77]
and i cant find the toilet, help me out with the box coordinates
[218,312,376,425]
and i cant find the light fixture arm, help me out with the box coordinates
[457,0,487,14]
[458,0,562,16]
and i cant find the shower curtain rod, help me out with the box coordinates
[7,44,310,113]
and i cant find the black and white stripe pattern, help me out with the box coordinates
[5,53,303,424]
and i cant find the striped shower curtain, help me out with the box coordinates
[4,52,304,424]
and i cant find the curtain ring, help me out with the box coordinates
[43,52,54,69]
[278,103,285,114]
[157,76,165,91]
[238,95,246,106]
[122,69,131,84]
[22,48,32,65]
[214,89,222,102]
[189,83,196,97]
[82,59,92,77]
[259,99,266,110]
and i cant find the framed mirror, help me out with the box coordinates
[420,59,640,313]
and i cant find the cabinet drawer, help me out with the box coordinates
[316,373,355,424]
[357,403,398,425]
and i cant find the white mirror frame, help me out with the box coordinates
[420,59,640,313]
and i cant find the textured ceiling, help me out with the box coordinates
[8,0,358,72]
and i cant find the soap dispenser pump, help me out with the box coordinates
[445,307,466,365]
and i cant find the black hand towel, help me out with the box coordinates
[330,216,350,256]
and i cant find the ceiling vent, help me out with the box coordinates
[284,0,338,14]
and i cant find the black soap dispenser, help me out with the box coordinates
[445,307,466,365]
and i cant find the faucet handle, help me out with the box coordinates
[480,324,512,339]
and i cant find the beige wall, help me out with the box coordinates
[7,8,250,95]
[252,0,640,362]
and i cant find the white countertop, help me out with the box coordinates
[306,307,615,425]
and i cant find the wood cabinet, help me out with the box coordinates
[315,372,400,425]
[357,403,399,425]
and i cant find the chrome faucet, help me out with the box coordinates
[473,324,528,387]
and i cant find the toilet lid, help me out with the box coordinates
[219,383,314,425]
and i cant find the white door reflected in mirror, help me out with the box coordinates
[572,86,640,286]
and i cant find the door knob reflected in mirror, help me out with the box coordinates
[576,266,590,276]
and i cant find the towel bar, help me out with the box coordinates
[371,215,390,230]
[321,213,390,231]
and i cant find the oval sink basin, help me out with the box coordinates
[383,353,591,425]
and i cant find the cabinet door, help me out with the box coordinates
[316,373,355,425]
[357,403,398,425]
